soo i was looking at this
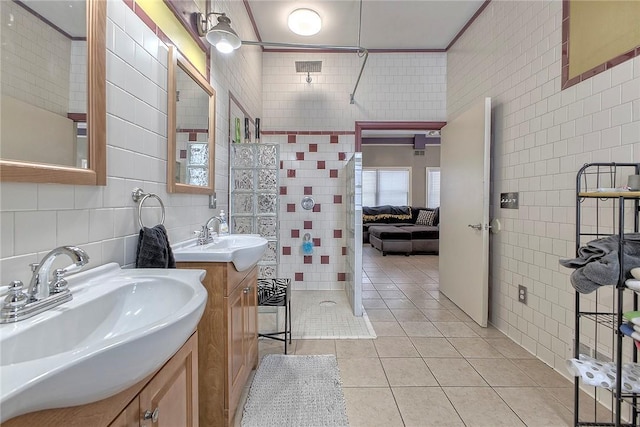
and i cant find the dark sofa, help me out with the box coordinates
[363,206,439,255]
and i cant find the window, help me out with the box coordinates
[426,167,440,209]
[363,168,411,206]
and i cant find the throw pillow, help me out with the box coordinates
[416,209,436,226]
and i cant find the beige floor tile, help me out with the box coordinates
[390,308,428,322]
[517,358,573,388]
[411,299,448,310]
[362,290,382,299]
[494,387,572,427]
[378,290,406,299]
[336,339,378,358]
[381,358,438,386]
[363,299,387,309]
[294,339,336,355]
[374,336,420,357]
[465,322,507,338]
[433,321,480,337]
[400,321,443,337]
[392,387,465,426]
[373,283,401,291]
[484,337,536,359]
[371,321,407,336]
[394,283,425,293]
[383,298,416,309]
[411,337,462,358]
[443,387,525,426]
[343,388,404,427]
[425,358,488,386]
[338,358,389,387]
[448,307,475,322]
[448,337,505,358]
[403,289,434,301]
[365,308,396,321]
[546,387,614,423]
[421,309,463,321]
[468,358,537,386]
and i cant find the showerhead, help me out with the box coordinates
[295,61,322,83]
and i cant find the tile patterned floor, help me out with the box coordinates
[237,245,613,426]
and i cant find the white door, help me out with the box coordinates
[439,97,491,327]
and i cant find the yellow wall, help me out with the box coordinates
[135,0,207,76]
[569,0,640,79]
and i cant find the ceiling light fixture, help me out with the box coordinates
[196,12,241,53]
[288,9,322,36]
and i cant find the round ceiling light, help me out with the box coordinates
[288,8,322,36]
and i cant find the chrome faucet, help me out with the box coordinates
[196,216,222,245]
[1,246,89,323]
[27,246,90,301]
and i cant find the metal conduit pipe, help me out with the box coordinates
[240,41,370,104]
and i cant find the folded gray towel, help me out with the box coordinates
[560,234,640,293]
[135,224,176,268]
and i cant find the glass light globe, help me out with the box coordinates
[288,9,321,36]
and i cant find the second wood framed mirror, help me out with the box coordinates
[167,46,215,194]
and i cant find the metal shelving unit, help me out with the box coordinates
[573,163,640,427]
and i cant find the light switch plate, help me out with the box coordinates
[209,193,216,209]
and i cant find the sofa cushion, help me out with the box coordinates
[416,209,437,225]
[404,225,440,240]
[368,225,412,240]
[363,206,413,223]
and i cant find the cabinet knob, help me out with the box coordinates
[243,286,251,294]
[143,408,159,423]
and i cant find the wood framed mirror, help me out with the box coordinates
[0,0,106,185]
[167,46,215,194]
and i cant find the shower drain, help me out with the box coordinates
[319,300,337,307]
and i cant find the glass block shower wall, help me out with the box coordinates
[230,144,280,278]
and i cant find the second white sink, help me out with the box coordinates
[173,235,268,271]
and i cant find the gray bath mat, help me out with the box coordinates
[241,354,349,427]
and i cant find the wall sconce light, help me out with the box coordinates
[196,12,241,53]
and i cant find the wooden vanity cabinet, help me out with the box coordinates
[175,262,258,427]
[4,332,199,427]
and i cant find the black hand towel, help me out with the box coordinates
[135,224,176,268]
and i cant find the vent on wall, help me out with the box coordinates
[414,150,425,156]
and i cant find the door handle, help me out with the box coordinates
[468,223,482,231]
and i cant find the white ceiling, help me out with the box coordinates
[244,0,485,50]
[20,0,86,38]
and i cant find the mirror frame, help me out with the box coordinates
[167,46,216,194]
[0,0,106,186]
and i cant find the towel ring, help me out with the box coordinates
[132,188,165,229]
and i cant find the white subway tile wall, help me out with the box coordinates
[0,0,262,285]
[447,0,640,373]
[262,52,447,290]
[262,52,447,131]
[0,1,71,115]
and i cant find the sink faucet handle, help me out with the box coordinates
[50,269,69,294]
[3,281,28,309]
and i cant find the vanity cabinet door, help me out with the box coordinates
[243,275,258,371]
[227,282,247,417]
[138,332,199,427]
[108,397,139,427]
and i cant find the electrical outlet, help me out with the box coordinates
[209,193,216,209]
[518,285,527,304]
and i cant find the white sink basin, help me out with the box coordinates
[173,235,268,271]
[0,263,207,422]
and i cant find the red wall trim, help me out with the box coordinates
[67,113,87,122]
[261,130,356,136]
[446,0,491,51]
[355,121,446,152]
